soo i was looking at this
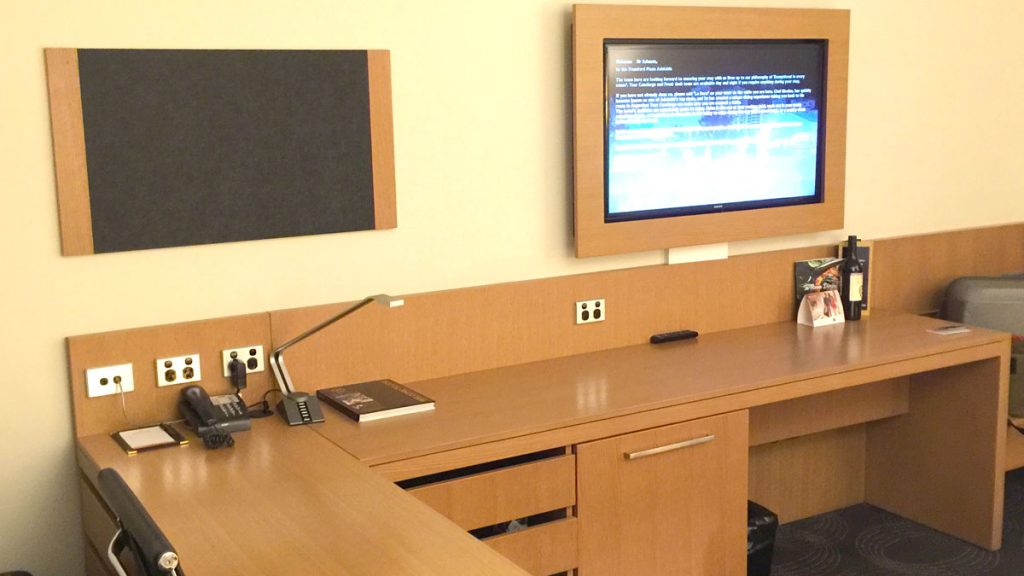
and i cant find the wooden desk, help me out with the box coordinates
[77,314,1010,575]
[77,419,531,576]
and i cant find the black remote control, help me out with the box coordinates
[650,330,699,344]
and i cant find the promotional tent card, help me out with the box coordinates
[798,289,846,327]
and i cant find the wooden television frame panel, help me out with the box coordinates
[572,5,850,258]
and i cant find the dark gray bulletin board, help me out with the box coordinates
[45,48,396,255]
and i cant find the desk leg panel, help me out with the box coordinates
[865,354,1008,550]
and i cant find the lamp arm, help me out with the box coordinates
[269,351,295,395]
[269,295,384,395]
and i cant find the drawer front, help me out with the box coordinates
[484,517,578,576]
[577,411,748,576]
[80,476,118,560]
[407,454,575,531]
[85,540,118,576]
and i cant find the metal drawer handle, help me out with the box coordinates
[624,434,716,460]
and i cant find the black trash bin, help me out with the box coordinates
[748,500,778,576]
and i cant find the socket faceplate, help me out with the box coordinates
[156,354,202,387]
[86,364,135,398]
[222,345,265,377]
[576,299,606,324]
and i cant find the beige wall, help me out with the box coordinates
[2,1,1022,573]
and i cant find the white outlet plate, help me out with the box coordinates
[156,354,202,387]
[222,345,266,377]
[86,364,135,398]
[576,299,606,324]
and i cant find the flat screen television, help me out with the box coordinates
[604,40,827,223]
[572,5,850,258]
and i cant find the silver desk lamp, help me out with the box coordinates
[269,293,405,425]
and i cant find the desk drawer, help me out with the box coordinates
[85,542,118,576]
[577,411,748,576]
[406,453,576,531]
[80,476,118,559]
[484,517,578,576]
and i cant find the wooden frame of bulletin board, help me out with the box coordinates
[572,5,850,257]
[44,48,396,256]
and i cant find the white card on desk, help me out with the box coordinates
[116,425,176,449]
[928,324,972,335]
[111,423,187,454]
[797,290,845,327]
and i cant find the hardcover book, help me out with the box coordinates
[316,379,434,422]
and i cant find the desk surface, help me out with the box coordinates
[78,420,530,576]
[315,314,1008,468]
[78,314,1009,575]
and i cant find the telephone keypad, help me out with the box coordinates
[211,394,248,419]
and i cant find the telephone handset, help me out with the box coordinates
[179,385,251,449]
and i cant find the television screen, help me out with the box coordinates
[604,40,828,223]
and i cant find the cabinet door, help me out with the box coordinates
[577,411,748,576]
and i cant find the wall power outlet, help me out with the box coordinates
[222,345,265,377]
[85,364,135,398]
[156,354,202,387]
[576,299,606,324]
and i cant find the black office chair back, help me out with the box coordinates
[97,468,185,576]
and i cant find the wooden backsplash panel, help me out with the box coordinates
[67,313,273,436]
[872,224,1024,315]
[269,244,835,390]
[269,224,1024,393]
[68,223,1024,436]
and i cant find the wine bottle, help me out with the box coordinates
[841,235,864,320]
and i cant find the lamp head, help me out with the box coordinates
[369,294,405,308]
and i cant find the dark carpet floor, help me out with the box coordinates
[771,468,1024,575]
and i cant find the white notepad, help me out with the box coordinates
[112,424,186,454]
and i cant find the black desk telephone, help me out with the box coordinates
[179,385,251,449]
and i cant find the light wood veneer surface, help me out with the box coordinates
[77,313,1011,574]
[78,418,530,576]
[315,314,1007,466]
